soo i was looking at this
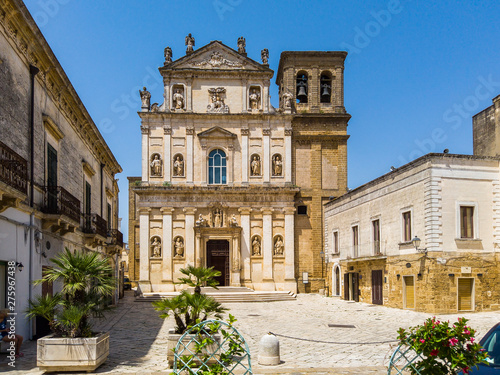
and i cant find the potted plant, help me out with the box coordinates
[26,248,115,372]
[152,265,228,366]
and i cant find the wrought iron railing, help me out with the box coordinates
[82,213,108,238]
[0,140,28,195]
[108,229,124,248]
[42,186,81,223]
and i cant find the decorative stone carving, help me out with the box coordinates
[251,155,261,176]
[213,208,223,228]
[164,46,172,65]
[151,236,162,257]
[237,37,246,54]
[172,88,184,110]
[241,128,250,136]
[252,236,261,256]
[229,214,238,227]
[140,126,149,135]
[185,33,195,54]
[262,128,271,136]
[173,155,184,176]
[274,236,284,256]
[174,237,184,258]
[196,214,208,227]
[139,87,151,111]
[150,103,159,112]
[282,91,293,109]
[261,48,269,65]
[194,52,243,68]
[272,154,283,176]
[207,87,230,113]
[150,154,162,176]
[284,128,293,136]
[186,127,195,135]
[249,88,260,110]
[164,127,172,135]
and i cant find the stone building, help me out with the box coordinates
[0,0,123,339]
[128,37,350,294]
[473,94,500,157]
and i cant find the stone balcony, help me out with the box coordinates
[41,186,81,235]
[82,213,108,247]
[0,140,28,212]
[106,229,124,255]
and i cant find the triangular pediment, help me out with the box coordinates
[197,126,237,139]
[164,41,271,72]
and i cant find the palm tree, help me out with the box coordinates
[177,265,221,294]
[27,248,115,338]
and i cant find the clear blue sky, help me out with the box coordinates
[23,0,500,242]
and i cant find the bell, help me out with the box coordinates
[321,84,331,98]
[297,84,307,100]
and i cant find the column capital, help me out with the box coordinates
[138,207,151,215]
[183,207,197,215]
[283,207,296,215]
[284,128,293,136]
[140,126,150,135]
[164,126,172,135]
[262,128,271,136]
[241,128,250,136]
[186,127,195,135]
[261,207,274,215]
[160,207,175,214]
[238,207,252,215]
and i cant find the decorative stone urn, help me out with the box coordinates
[37,332,110,372]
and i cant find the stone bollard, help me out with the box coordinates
[258,333,280,365]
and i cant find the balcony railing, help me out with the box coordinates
[82,213,108,238]
[108,229,124,248]
[0,140,28,195]
[42,186,81,223]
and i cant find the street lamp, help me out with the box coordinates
[412,236,427,254]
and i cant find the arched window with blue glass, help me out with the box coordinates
[208,149,227,185]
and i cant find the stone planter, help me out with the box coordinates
[167,328,220,367]
[37,332,110,373]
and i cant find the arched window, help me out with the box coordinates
[320,72,332,103]
[296,72,308,104]
[208,149,226,185]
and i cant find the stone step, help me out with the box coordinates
[136,290,296,303]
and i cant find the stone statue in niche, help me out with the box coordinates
[150,154,162,176]
[213,209,222,228]
[282,91,293,109]
[261,48,269,65]
[174,237,184,258]
[196,214,208,227]
[185,33,195,54]
[274,236,284,256]
[207,87,230,113]
[237,37,246,54]
[252,237,261,256]
[229,214,238,227]
[172,88,184,110]
[139,87,151,110]
[173,156,184,176]
[251,155,261,176]
[272,154,282,176]
[164,46,172,65]
[249,88,260,110]
[151,237,161,257]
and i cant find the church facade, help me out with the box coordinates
[128,37,350,294]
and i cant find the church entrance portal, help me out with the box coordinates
[206,240,230,286]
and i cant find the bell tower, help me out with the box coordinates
[276,51,347,114]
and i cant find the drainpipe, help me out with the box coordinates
[29,64,39,340]
[100,163,104,218]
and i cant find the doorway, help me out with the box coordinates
[371,270,383,305]
[344,272,359,302]
[206,240,230,286]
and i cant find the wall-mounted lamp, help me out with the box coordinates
[417,273,422,278]
[477,273,483,277]
[406,263,411,268]
[412,236,427,254]
[16,262,24,272]
[396,274,401,279]
[448,273,455,277]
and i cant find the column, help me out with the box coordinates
[263,83,269,113]
[186,127,194,184]
[231,235,241,286]
[161,207,174,291]
[263,128,271,183]
[238,207,252,286]
[163,78,170,112]
[164,127,172,182]
[242,80,247,112]
[228,145,234,185]
[284,207,297,293]
[141,126,149,181]
[261,208,275,290]
[285,128,292,183]
[139,208,151,293]
[195,231,203,267]
[183,207,197,265]
[241,129,249,184]
[186,78,192,112]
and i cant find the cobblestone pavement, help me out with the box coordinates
[2,291,500,374]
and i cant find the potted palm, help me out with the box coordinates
[152,265,227,366]
[26,248,115,372]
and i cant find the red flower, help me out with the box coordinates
[430,349,439,356]
[463,366,470,374]
[449,338,459,346]
[420,339,425,343]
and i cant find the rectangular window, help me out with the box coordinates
[373,219,380,254]
[107,203,112,230]
[460,206,474,239]
[352,225,359,258]
[297,205,307,215]
[333,231,339,254]
[402,211,412,242]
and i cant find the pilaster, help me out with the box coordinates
[183,207,197,265]
[284,207,297,293]
[164,127,172,182]
[285,128,292,183]
[239,207,252,286]
[138,208,151,293]
[186,127,194,183]
[161,207,175,291]
[261,207,275,290]
[263,128,271,183]
[241,129,249,184]
[141,126,149,181]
